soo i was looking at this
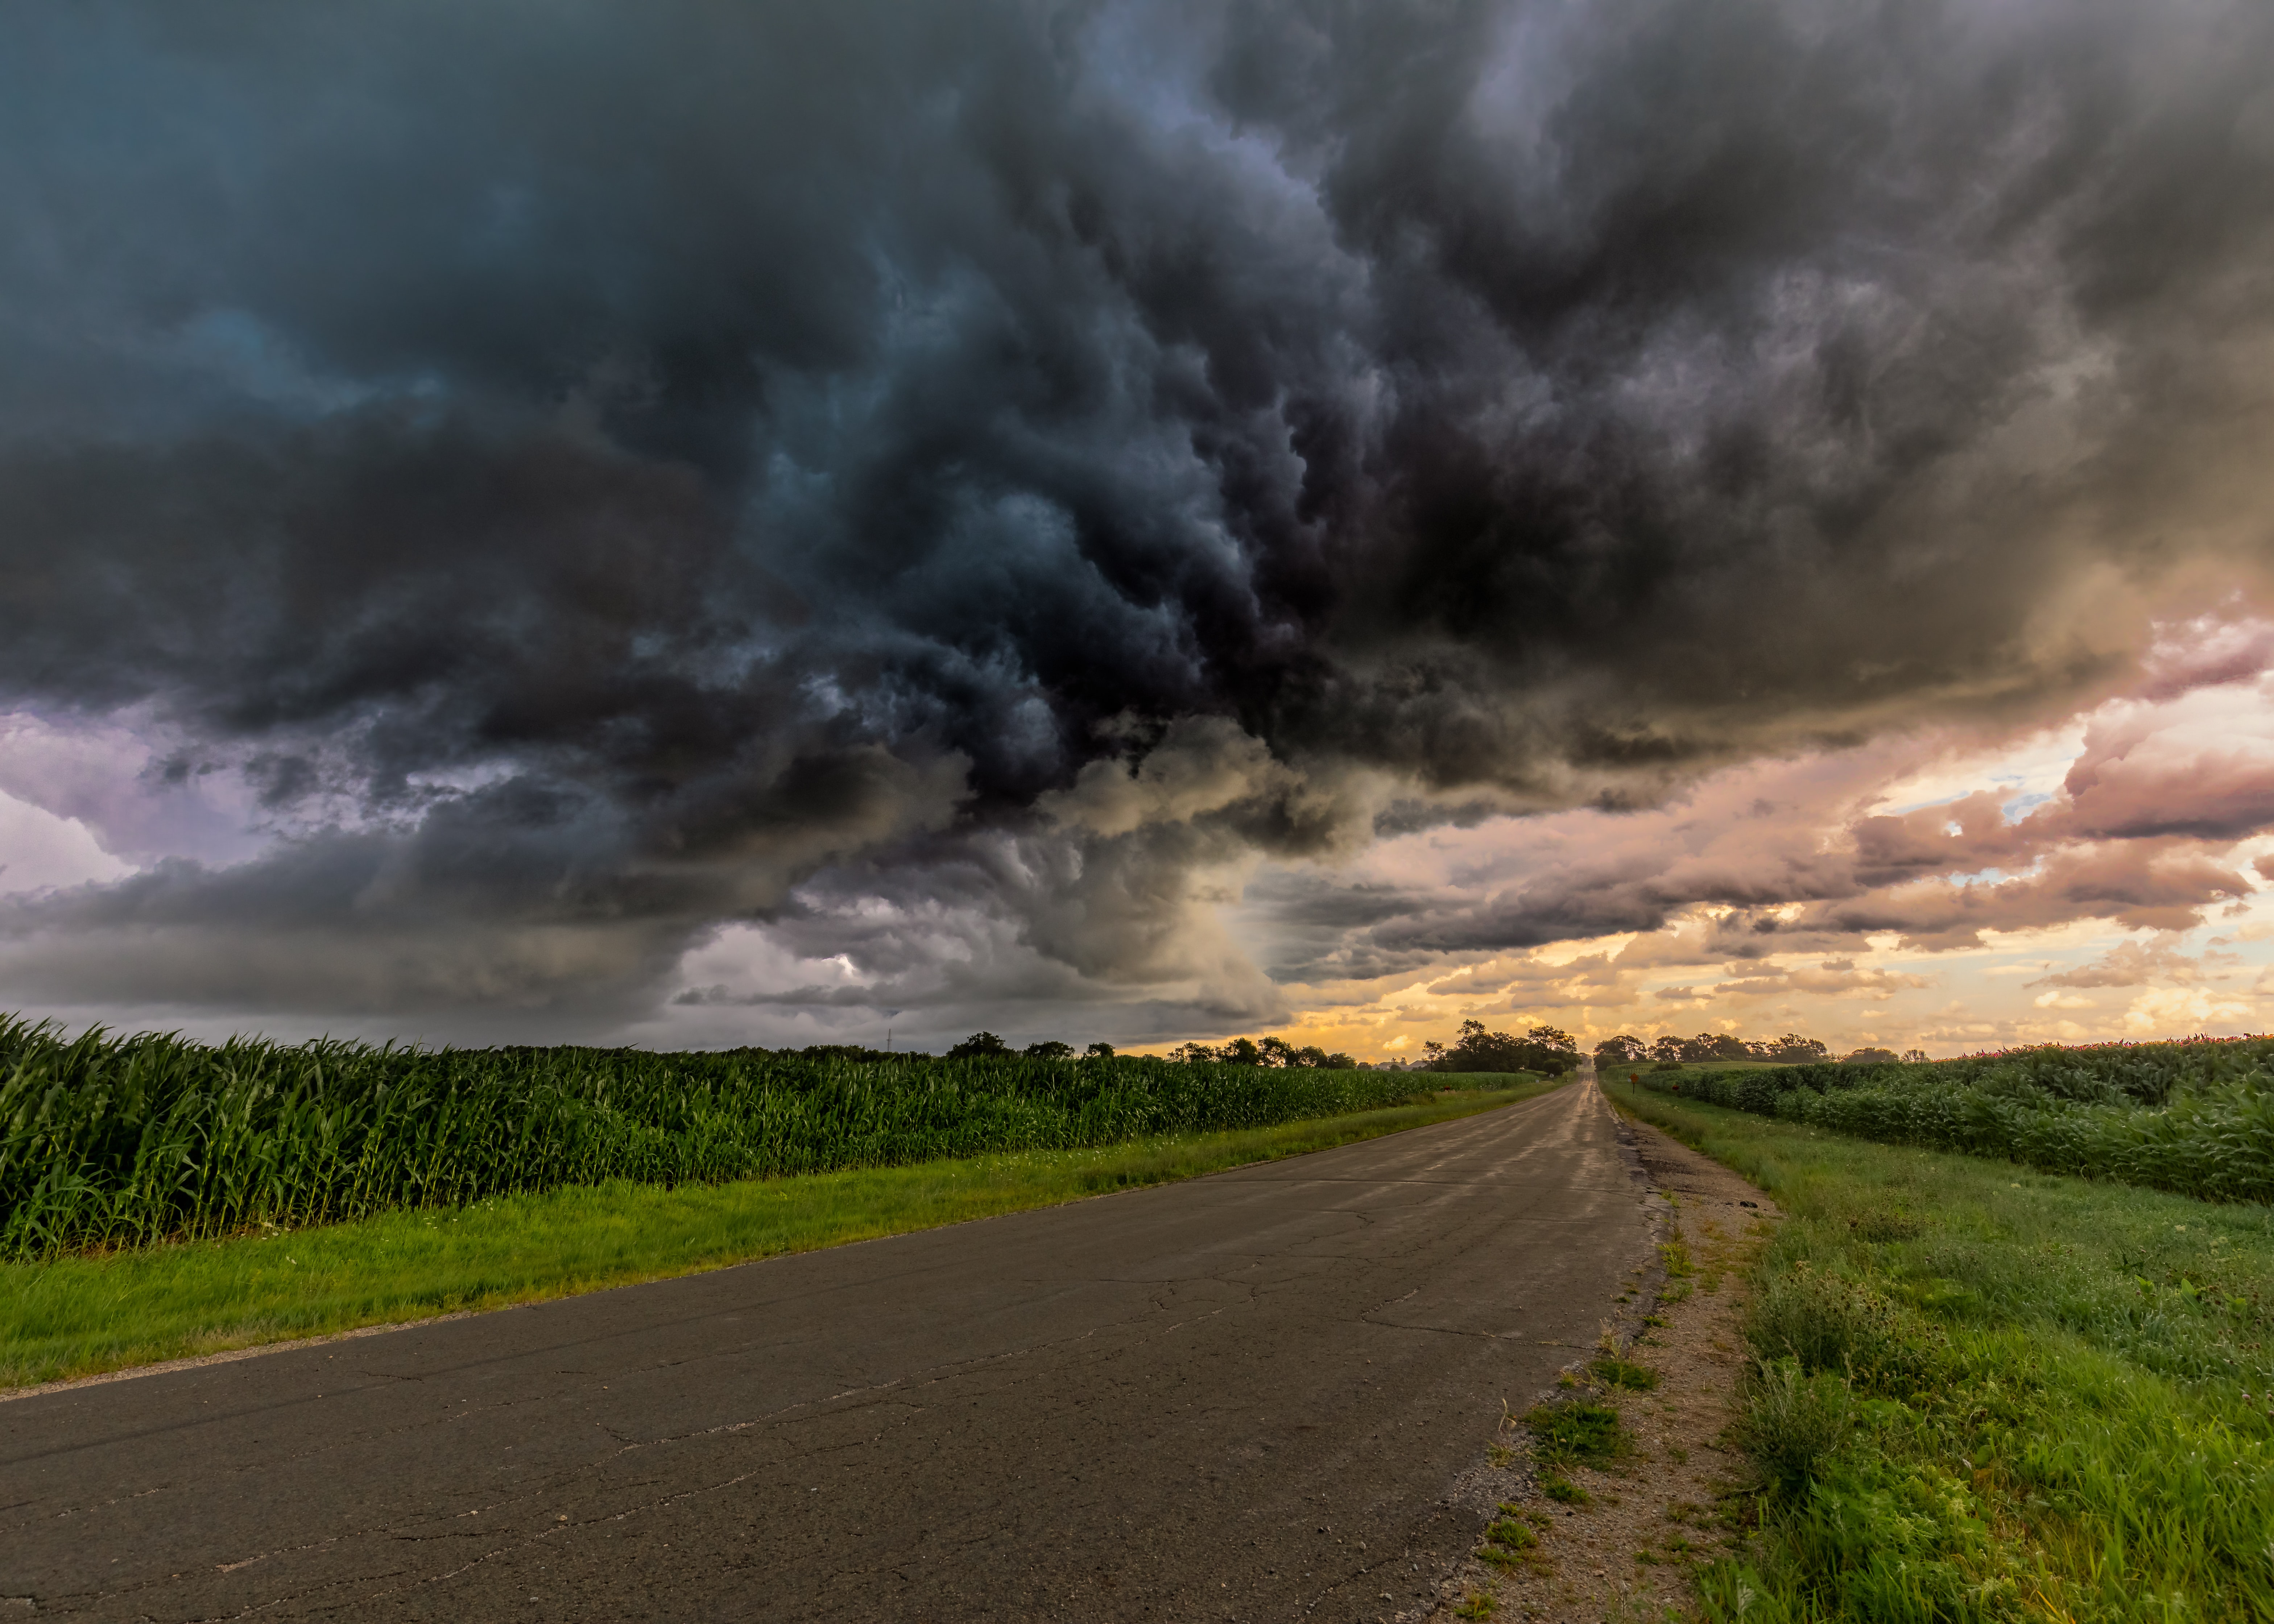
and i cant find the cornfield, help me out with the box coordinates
[1634,1036,2274,1203]
[0,1018,1444,1258]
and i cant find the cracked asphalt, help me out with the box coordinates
[1,1075,1651,1621]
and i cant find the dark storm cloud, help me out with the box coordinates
[3,0,2272,1027]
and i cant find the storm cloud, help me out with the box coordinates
[3,0,2272,1040]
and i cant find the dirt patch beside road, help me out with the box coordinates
[1429,1115,1778,1624]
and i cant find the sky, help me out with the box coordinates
[3,0,2273,1058]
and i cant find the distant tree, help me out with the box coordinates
[1522,1025,1581,1072]
[1168,1041,1216,1064]
[1219,1037,1262,1066]
[1901,1048,1931,1064]
[1843,1047,1897,1064]
[1764,1033,1829,1062]
[1257,1036,1299,1068]
[1320,1051,1356,1069]
[1596,1035,1648,1064]
[1422,1039,1448,1067]
[1084,1041,1116,1060]
[1436,1019,1522,1072]
[1429,1019,1578,1076]
[1024,1040,1075,1060]
[946,1031,1012,1058]
[1650,1035,1687,1064]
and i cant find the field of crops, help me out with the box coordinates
[1634,1035,2274,1202]
[0,1018,1449,1258]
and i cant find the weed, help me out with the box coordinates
[1745,1264,1939,1393]
[1845,1209,1922,1243]
[1541,1476,1590,1505]
[1737,1359,1853,1492]
[1527,1399,1624,1466]
[1484,1517,1537,1552]
[1589,1356,1660,1391]
[1452,1592,1496,1619]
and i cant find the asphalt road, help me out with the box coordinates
[3,1075,1653,1622]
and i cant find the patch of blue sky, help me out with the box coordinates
[1877,726,2087,818]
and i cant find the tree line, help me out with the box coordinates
[1593,1032,1927,1066]
[1162,1036,1359,1069]
[784,1027,1919,1072]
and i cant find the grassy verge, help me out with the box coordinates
[1,1079,1558,1393]
[1608,1080,2274,1623]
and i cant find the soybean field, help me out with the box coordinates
[0,1018,1450,1258]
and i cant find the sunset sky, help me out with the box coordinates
[3,2,2272,1057]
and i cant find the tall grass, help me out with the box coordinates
[0,1017,1448,1258]
[1635,1036,2274,1202]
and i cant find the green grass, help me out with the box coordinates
[1526,1398,1626,1466]
[0,1015,1495,1256]
[1609,1079,2274,1623]
[0,1080,1559,1392]
[1541,1475,1589,1506]
[1590,1355,1661,1391]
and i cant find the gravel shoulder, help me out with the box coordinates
[1423,1107,1780,1624]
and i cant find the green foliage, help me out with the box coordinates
[1428,1018,1576,1076]
[0,1015,1461,1258]
[1588,1355,1660,1390]
[1613,1080,2274,1623]
[1165,1035,1356,1069]
[1596,1033,1649,1064]
[1745,1264,1945,1392]
[1540,1475,1588,1505]
[1525,1399,1624,1466]
[1639,1035,2274,1203]
[1738,1359,1855,1493]
[1653,1032,1828,1065]
[1483,1516,1537,1551]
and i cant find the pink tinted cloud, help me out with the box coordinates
[2047,689,2274,842]
[1267,626,2274,974]
[2136,612,2274,703]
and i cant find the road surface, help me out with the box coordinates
[2,1074,1652,1621]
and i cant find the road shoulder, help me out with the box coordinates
[1437,1115,1778,1624]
